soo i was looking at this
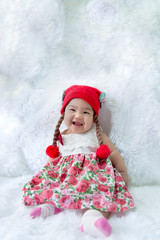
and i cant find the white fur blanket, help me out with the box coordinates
[0,1,160,239]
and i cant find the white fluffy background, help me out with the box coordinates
[0,0,160,239]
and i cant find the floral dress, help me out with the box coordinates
[22,125,135,212]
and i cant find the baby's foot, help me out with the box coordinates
[80,209,112,238]
[30,204,62,219]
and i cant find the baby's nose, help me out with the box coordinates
[75,112,83,119]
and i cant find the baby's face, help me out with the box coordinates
[64,98,94,134]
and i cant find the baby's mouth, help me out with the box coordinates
[72,121,83,126]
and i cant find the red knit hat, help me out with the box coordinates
[60,85,105,116]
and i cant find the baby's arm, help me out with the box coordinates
[47,157,58,163]
[101,131,130,186]
[47,157,53,163]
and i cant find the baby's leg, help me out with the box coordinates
[30,204,62,219]
[80,209,112,238]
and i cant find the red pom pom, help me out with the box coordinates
[96,145,110,159]
[46,145,60,158]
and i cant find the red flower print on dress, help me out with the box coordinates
[32,186,41,190]
[115,199,126,205]
[47,171,59,178]
[68,199,82,209]
[93,198,103,209]
[68,166,79,176]
[98,160,106,169]
[34,193,43,204]
[106,167,113,174]
[88,163,98,173]
[121,206,129,211]
[51,157,60,166]
[129,200,135,208]
[41,189,53,199]
[123,185,128,191]
[83,159,90,167]
[44,179,50,185]
[68,175,78,185]
[60,173,67,183]
[76,179,90,192]
[97,183,109,192]
[115,175,123,182]
[23,195,34,206]
[107,203,117,212]
[69,160,74,167]
[49,182,60,189]
[31,176,43,185]
[58,195,71,208]
[98,173,107,183]
[44,162,50,168]
[90,178,97,184]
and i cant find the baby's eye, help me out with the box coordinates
[83,111,89,114]
[70,109,75,112]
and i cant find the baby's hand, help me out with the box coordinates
[119,171,130,187]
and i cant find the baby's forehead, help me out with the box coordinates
[67,98,93,110]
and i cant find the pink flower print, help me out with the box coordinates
[60,173,67,183]
[69,160,74,167]
[85,197,90,203]
[32,186,41,190]
[69,166,79,176]
[58,196,71,208]
[31,176,43,185]
[47,171,59,178]
[23,195,34,206]
[54,166,60,171]
[68,199,82,209]
[116,175,123,182]
[90,178,97,184]
[36,171,42,177]
[41,189,53,200]
[68,175,78,185]
[88,163,98,173]
[106,167,113,174]
[50,182,60,189]
[45,162,50,168]
[123,185,128,191]
[129,200,135,208]
[93,198,102,209]
[98,173,107,183]
[76,179,90,192]
[45,180,50,185]
[78,168,82,174]
[107,203,117,212]
[83,159,90,167]
[22,187,28,192]
[34,193,43,204]
[98,160,106,169]
[62,167,67,173]
[115,199,126,205]
[97,183,109,192]
[52,157,60,166]
[121,206,129,211]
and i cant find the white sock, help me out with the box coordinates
[79,209,112,238]
[30,204,62,219]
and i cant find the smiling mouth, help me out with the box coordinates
[72,121,83,126]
